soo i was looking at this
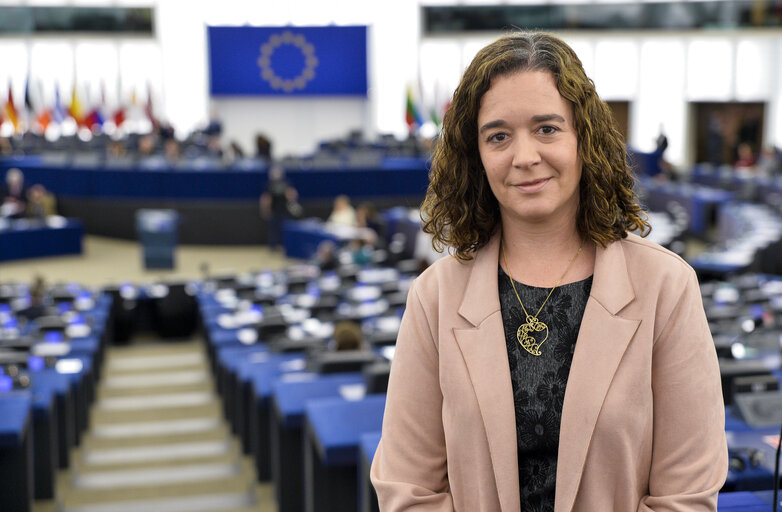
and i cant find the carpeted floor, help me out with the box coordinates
[0,235,289,288]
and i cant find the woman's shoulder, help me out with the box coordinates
[618,232,692,272]
[615,233,697,293]
[410,252,477,303]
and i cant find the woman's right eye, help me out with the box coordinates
[488,133,507,143]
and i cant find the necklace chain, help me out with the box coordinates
[501,239,584,356]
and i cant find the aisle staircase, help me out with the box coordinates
[52,340,273,512]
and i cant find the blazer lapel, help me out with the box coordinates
[554,239,641,512]
[454,234,521,512]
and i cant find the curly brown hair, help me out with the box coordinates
[422,31,649,260]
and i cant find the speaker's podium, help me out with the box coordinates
[136,209,178,270]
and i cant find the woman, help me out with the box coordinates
[370,32,727,511]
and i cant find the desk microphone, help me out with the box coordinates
[774,419,782,512]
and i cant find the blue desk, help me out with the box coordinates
[246,353,309,481]
[0,219,83,262]
[0,392,34,512]
[271,373,366,512]
[639,178,732,236]
[304,394,386,512]
[725,429,780,492]
[283,219,341,260]
[718,490,774,510]
[359,431,382,512]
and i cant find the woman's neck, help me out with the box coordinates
[500,218,595,288]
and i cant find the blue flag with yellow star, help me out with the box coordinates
[208,25,367,96]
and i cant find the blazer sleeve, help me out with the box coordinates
[638,269,728,511]
[370,278,455,511]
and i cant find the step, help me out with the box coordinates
[61,471,255,508]
[62,488,257,512]
[81,425,228,450]
[91,399,222,425]
[90,417,223,439]
[71,461,245,490]
[96,391,215,411]
[106,342,204,358]
[105,353,207,373]
[101,369,211,389]
[79,439,235,467]
[98,380,213,399]
[72,440,243,473]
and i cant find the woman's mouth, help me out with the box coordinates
[514,177,551,193]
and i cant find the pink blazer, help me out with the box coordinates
[371,232,728,511]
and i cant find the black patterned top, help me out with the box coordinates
[498,266,593,512]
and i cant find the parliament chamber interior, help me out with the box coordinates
[2,1,782,511]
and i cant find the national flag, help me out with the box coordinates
[36,109,52,132]
[84,82,105,129]
[52,85,65,124]
[405,86,423,130]
[112,106,126,127]
[145,83,158,128]
[4,84,19,132]
[23,75,36,115]
[84,109,104,129]
[69,83,84,125]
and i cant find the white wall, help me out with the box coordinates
[420,30,782,168]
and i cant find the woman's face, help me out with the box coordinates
[477,70,582,230]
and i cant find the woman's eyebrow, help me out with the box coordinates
[479,119,506,134]
[531,114,566,123]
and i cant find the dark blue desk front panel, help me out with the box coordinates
[360,431,382,467]
[245,352,310,481]
[0,219,83,262]
[0,392,32,449]
[1,159,428,201]
[0,391,33,512]
[360,431,382,512]
[271,373,366,512]
[305,394,386,467]
[304,395,386,512]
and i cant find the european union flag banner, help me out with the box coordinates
[208,25,367,96]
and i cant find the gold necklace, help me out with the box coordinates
[501,239,584,356]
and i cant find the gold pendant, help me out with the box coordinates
[517,315,548,356]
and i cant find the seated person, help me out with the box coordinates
[17,275,50,323]
[327,195,358,227]
[333,320,364,351]
[356,201,388,249]
[0,168,27,218]
[348,238,373,265]
[313,240,339,271]
[26,184,57,220]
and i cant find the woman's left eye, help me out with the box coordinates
[538,125,558,135]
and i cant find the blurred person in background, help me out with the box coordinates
[260,163,299,251]
[356,201,388,249]
[0,168,28,218]
[327,194,358,227]
[333,320,364,351]
[26,184,56,220]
